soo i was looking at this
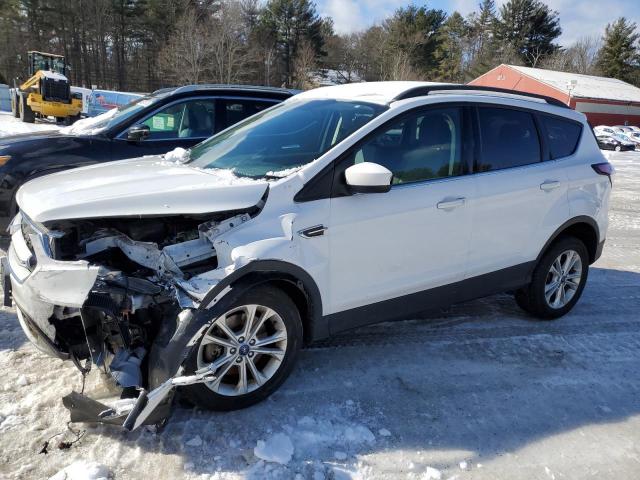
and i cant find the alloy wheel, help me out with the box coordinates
[196,304,288,396]
[544,249,583,309]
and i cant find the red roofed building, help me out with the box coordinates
[470,64,640,127]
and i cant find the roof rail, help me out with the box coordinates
[393,84,571,109]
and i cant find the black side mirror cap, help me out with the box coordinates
[127,124,150,142]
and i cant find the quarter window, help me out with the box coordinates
[346,107,464,185]
[477,107,541,171]
[541,115,582,159]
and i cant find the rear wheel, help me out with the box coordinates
[615,145,621,152]
[183,286,303,411]
[515,236,589,320]
[19,94,35,123]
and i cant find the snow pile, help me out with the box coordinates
[420,466,442,480]
[164,147,190,163]
[48,461,110,480]
[0,113,60,138]
[254,432,295,465]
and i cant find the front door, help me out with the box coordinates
[327,106,475,330]
[112,98,217,159]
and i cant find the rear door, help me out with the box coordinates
[467,105,570,280]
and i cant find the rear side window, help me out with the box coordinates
[220,99,277,130]
[477,107,541,171]
[541,115,582,159]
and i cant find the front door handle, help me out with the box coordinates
[540,180,561,192]
[437,197,466,210]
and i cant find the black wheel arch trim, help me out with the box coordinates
[534,216,601,269]
[148,260,325,389]
[196,259,326,343]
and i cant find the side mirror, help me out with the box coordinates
[345,162,393,194]
[127,124,150,142]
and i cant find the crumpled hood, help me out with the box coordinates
[17,157,269,223]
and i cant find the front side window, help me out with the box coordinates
[542,115,582,159]
[187,99,387,178]
[477,107,541,171]
[344,107,463,185]
[142,100,215,140]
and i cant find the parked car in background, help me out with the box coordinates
[0,84,296,230]
[612,125,640,133]
[593,125,617,136]
[596,134,635,151]
[0,84,11,112]
[615,132,640,150]
[3,82,612,430]
[87,89,144,117]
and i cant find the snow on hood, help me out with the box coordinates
[17,157,269,223]
[59,108,117,135]
[164,146,190,163]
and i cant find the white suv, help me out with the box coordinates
[3,82,613,429]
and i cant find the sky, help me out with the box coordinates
[317,0,640,46]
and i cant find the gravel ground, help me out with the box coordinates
[0,132,638,478]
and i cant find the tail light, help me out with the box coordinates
[592,162,614,185]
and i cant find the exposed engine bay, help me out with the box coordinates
[10,198,267,428]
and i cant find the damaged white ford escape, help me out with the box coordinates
[3,82,612,430]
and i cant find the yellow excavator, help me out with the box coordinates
[10,51,82,124]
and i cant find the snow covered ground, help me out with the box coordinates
[0,111,61,137]
[0,116,639,479]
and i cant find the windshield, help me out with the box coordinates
[187,99,387,179]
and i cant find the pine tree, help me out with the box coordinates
[493,0,561,67]
[259,0,325,87]
[597,17,639,83]
[435,12,468,82]
[383,5,447,76]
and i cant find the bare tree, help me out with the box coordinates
[210,1,249,84]
[159,7,212,85]
[292,40,317,88]
[541,36,602,74]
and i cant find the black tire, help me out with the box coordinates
[10,92,19,118]
[64,114,81,125]
[182,285,303,411]
[55,116,65,124]
[515,236,589,320]
[19,94,35,123]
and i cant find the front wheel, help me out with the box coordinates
[19,94,35,123]
[515,236,589,320]
[615,145,621,152]
[183,286,303,411]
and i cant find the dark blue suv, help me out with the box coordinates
[0,85,296,230]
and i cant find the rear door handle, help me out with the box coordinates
[437,197,466,210]
[540,180,561,192]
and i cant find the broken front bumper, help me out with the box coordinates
[5,213,100,357]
